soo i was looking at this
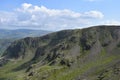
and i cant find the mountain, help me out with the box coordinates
[0,25,120,80]
[0,39,14,56]
[0,29,51,55]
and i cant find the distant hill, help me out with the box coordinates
[0,29,51,55]
[0,26,120,80]
[0,29,51,39]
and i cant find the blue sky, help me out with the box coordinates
[0,0,120,30]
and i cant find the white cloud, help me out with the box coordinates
[22,3,32,9]
[0,12,17,25]
[104,20,120,25]
[83,11,104,19]
[0,3,104,30]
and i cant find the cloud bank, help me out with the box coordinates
[0,3,104,30]
[104,20,120,25]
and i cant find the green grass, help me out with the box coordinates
[0,61,26,80]
[0,51,35,80]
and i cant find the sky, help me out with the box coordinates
[0,0,120,31]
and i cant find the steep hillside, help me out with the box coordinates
[0,25,120,80]
[0,39,14,55]
[0,29,51,56]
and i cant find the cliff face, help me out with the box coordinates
[0,25,120,80]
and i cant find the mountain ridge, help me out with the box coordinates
[0,25,120,80]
